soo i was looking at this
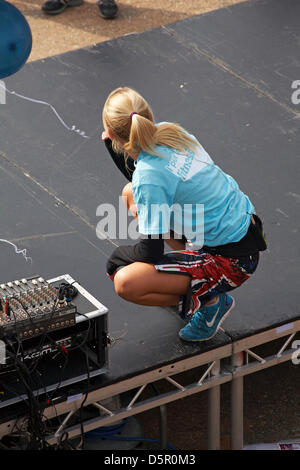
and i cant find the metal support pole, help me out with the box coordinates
[159,405,168,450]
[231,351,244,450]
[207,359,220,449]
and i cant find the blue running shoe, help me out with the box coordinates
[178,293,235,342]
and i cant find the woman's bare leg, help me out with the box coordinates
[113,261,191,306]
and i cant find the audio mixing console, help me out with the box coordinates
[0,276,76,340]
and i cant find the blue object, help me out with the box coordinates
[85,419,177,450]
[0,0,32,79]
[132,123,255,248]
[178,293,235,342]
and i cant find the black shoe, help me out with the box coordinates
[42,0,83,15]
[97,0,118,19]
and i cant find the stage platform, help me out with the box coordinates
[0,0,299,450]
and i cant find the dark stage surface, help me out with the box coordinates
[0,0,299,395]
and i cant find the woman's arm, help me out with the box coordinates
[165,231,186,250]
[106,231,187,278]
[106,236,165,277]
[103,137,135,182]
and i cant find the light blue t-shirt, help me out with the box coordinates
[131,129,255,249]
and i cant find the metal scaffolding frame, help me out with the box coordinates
[0,343,232,449]
[230,318,300,449]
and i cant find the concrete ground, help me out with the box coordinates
[14,0,247,62]
[8,0,300,450]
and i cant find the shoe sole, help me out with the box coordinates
[179,296,235,342]
[99,12,118,19]
[42,0,83,15]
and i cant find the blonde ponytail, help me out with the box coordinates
[102,87,199,157]
[125,113,157,154]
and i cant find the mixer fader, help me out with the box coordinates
[0,276,76,340]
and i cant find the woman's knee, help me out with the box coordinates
[113,269,135,300]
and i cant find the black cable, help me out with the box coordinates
[77,344,91,450]
[1,280,92,449]
[56,312,92,450]
[2,289,63,448]
[57,282,78,302]
[12,354,48,449]
[33,295,84,449]
[42,310,92,415]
